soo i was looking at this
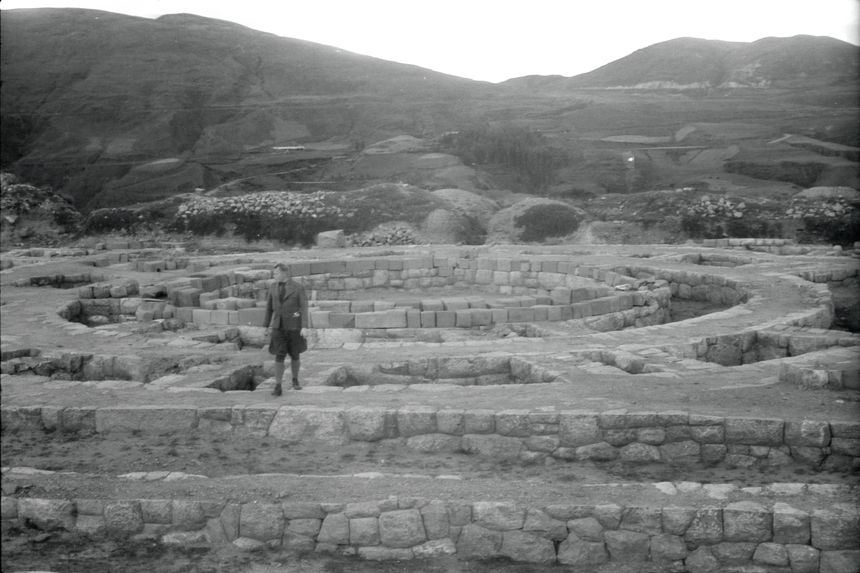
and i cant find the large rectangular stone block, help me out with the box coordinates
[725,417,784,446]
[329,313,356,328]
[532,305,551,321]
[508,307,535,322]
[310,310,330,328]
[323,260,348,274]
[176,288,203,307]
[406,309,421,329]
[463,410,495,434]
[571,302,590,319]
[192,309,212,325]
[351,300,375,314]
[491,308,509,324]
[210,310,230,325]
[442,298,469,311]
[551,287,572,305]
[470,309,493,327]
[436,409,465,435]
[420,311,436,328]
[95,406,197,433]
[723,501,772,543]
[268,407,348,445]
[812,506,860,550]
[316,300,351,313]
[346,260,375,274]
[495,410,532,437]
[685,508,724,545]
[785,420,831,447]
[397,406,436,436]
[473,502,525,531]
[493,271,510,286]
[236,307,266,327]
[344,407,394,441]
[475,269,493,284]
[773,503,810,544]
[590,298,613,316]
[379,509,426,548]
[1,406,44,432]
[355,309,407,329]
[420,299,444,311]
[436,311,456,328]
[559,411,601,447]
[240,502,285,541]
[830,421,860,439]
[453,310,472,328]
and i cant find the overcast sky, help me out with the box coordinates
[3,0,859,82]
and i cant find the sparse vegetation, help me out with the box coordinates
[0,175,80,226]
[173,191,351,244]
[787,197,860,245]
[166,184,448,245]
[680,197,784,239]
[443,125,577,191]
[81,208,140,234]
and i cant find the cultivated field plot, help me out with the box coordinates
[1,241,859,572]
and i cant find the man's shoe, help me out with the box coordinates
[291,379,302,390]
[272,383,283,396]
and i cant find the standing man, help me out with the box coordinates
[264,262,309,396]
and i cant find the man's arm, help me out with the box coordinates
[298,285,309,330]
[263,284,273,329]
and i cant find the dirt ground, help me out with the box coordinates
[3,430,854,492]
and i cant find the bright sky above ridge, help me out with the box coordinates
[3,0,858,83]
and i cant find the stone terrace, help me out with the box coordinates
[1,242,859,571]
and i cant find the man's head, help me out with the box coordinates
[274,263,291,281]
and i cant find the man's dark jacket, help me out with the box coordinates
[264,279,308,330]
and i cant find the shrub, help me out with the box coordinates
[786,197,860,245]
[515,204,581,242]
[1,177,82,232]
[82,208,139,234]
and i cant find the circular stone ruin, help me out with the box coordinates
[1,241,858,570]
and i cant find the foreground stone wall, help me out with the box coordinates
[2,493,858,570]
[3,406,858,471]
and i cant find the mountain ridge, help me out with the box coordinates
[503,35,858,90]
[1,8,857,208]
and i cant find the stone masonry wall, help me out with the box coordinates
[2,493,858,569]
[83,254,758,330]
[3,406,858,471]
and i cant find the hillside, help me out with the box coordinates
[504,35,859,90]
[0,9,492,207]
[1,9,858,216]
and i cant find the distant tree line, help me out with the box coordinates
[443,124,576,191]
